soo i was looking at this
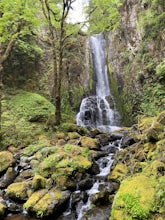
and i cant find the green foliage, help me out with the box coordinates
[155,177,165,213]
[0,0,39,42]
[156,59,165,82]
[140,83,165,115]
[87,0,122,34]
[121,193,150,219]
[138,0,165,39]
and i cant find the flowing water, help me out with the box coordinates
[77,33,121,132]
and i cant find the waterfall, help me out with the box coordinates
[77,33,121,132]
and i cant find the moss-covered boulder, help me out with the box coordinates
[80,137,99,150]
[110,174,157,220]
[32,175,47,191]
[68,132,81,139]
[7,181,32,201]
[24,189,70,218]
[137,114,164,143]
[108,163,128,181]
[0,151,14,173]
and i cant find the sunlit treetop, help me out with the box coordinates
[0,0,40,43]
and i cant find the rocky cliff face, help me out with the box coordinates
[107,0,165,125]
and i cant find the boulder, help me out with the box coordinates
[96,134,110,146]
[24,189,70,218]
[7,181,32,201]
[81,206,111,220]
[121,135,136,148]
[109,163,128,181]
[0,167,17,189]
[32,175,47,190]
[80,137,100,150]
[110,174,157,220]
[0,151,14,173]
[68,132,81,139]
[78,178,93,190]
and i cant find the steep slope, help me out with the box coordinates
[107,0,165,125]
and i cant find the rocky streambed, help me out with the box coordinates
[0,126,134,220]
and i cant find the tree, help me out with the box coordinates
[0,0,39,134]
[87,0,122,34]
[39,0,80,125]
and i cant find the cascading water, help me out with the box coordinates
[77,33,121,132]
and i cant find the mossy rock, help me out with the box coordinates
[109,163,128,181]
[23,139,51,156]
[145,122,164,142]
[60,123,89,135]
[139,117,155,131]
[150,160,165,176]
[0,202,7,218]
[24,189,70,218]
[60,123,78,132]
[68,132,81,139]
[54,132,66,140]
[110,174,157,220]
[23,189,48,212]
[37,144,92,178]
[32,175,47,191]
[80,137,99,150]
[7,181,32,201]
[0,151,14,173]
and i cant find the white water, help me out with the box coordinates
[77,33,121,132]
[77,139,121,219]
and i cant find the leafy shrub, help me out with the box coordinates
[156,59,165,82]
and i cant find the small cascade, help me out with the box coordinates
[76,33,121,132]
[76,139,121,219]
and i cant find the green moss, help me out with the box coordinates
[9,91,54,122]
[32,189,62,217]
[7,181,32,200]
[109,163,128,181]
[81,137,99,150]
[68,132,81,139]
[23,140,50,156]
[33,144,92,181]
[32,175,47,190]
[1,90,54,148]
[111,174,157,220]
[0,151,14,173]
[24,189,48,212]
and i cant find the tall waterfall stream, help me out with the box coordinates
[77,34,121,132]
